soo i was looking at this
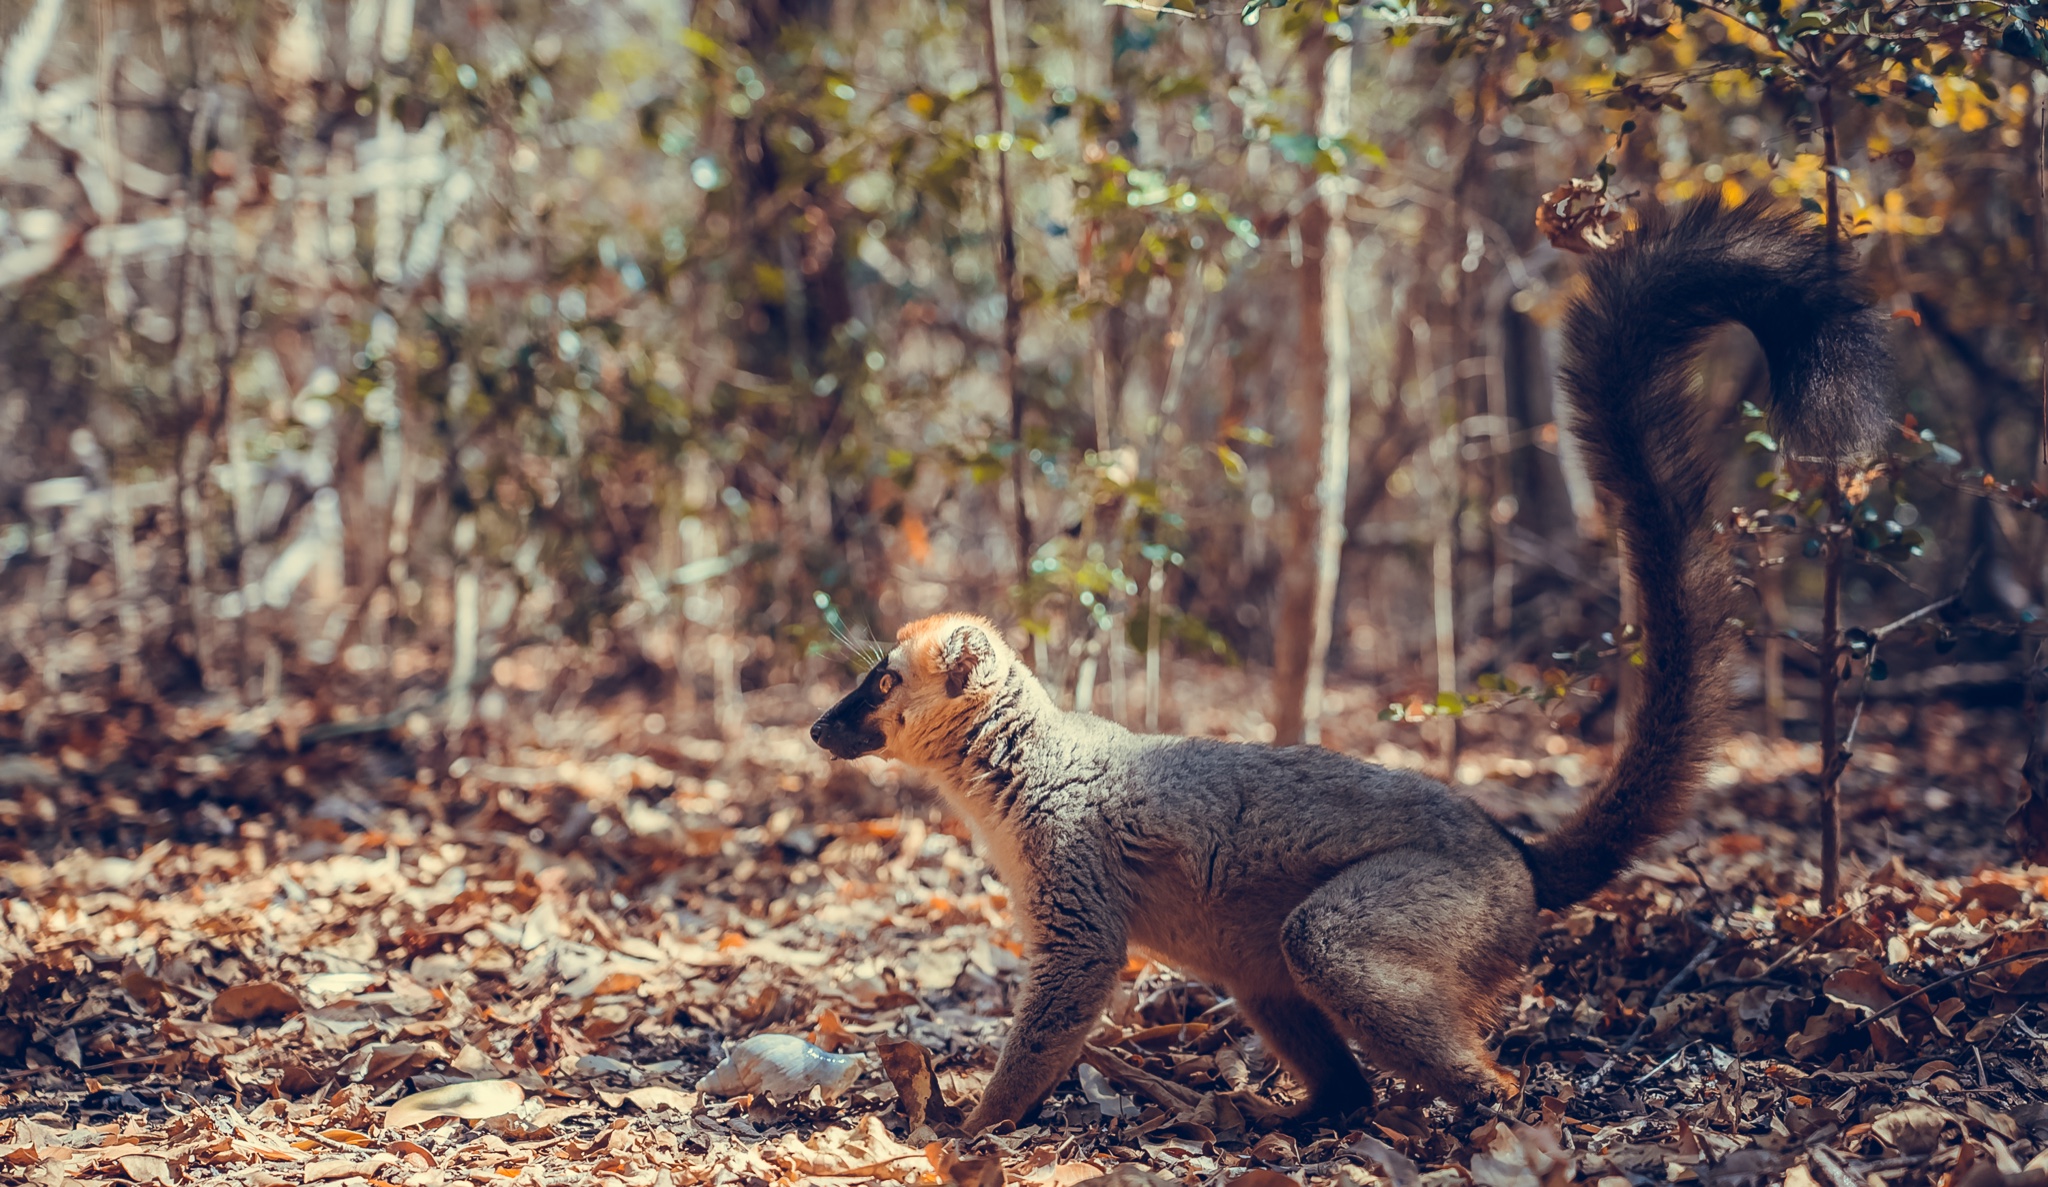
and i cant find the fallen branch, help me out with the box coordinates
[1079,1044,1201,1112]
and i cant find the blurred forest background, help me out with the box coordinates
[1,0,2044,774]
[4,0,2048,1182]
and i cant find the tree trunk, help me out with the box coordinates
[1816,83,1846,909]
[1760,551,1789,738]
[1484,300,1513,639]
[2012,643,2048,865]
[1272,30,1350,746]
[982,0,1029,584]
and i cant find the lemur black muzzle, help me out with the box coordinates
[810,664,890,760]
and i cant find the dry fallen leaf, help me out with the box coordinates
[878,1038,956,1129]
[117,1153,175,1184]
[1871,1103,1952,1155]
[383,1080,525,1130]
[1821,964,1897,1015]
[386,1141,435,1168]
[1347,1136,1420,1187]
[1024,1163,1115,1187]
[211,982,304,1024]
[621,1086,696,1114]
[1070,1169,1179,1187]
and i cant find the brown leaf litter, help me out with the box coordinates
[1,673,2044,1187]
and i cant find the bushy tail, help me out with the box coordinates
[1524,196,1891,911]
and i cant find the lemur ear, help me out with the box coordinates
[940,623,996,698]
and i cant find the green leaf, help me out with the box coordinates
[1435,690,1466,717]
[1745,430,1779,452]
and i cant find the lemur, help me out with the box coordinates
[810,197,1891,1133]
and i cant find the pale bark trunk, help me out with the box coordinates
[1272,31,1350,747]
[1144,563,1163,733]
[1411,316,1459,773]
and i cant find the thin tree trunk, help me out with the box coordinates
[1818,518,1844,907]
[1411,316,1460,773]
[1300,35,1354,746]
[1144,562,1163,733]
[1760,546,1789,738]
[448,514,479,738]
[1430,441,1459,772]
[982,0,1028,583]
[1485,311,1513,638]
[1271,30,1343,746]
[1816,83,1846,909]
[1110,616,1129,725]
[2012,642,2048,864]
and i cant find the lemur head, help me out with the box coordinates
[810,614,1014,767]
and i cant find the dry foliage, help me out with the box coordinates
[1,668,2044,1187]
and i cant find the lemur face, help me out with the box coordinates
[810,657,897,760]
[810,614,1007,767]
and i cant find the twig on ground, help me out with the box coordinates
[1632,1040,1696,1085]
[1694,908,1856,991]
[1866,949,2047,1025]
[1079,1044,1201,1112]
[1808,1145,1862,1187]
[1583,932,1722,1089]
[1762,909,1856,975]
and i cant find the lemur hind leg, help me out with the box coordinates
[1232,991,1374,1118]
[1279,850,1533,1104]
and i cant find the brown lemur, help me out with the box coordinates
[810,197,1891,1133]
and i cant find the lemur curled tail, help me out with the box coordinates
[810,197,1889,1133]
[1529,194,1891,909]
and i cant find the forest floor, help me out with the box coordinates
[1,664,2044,1187]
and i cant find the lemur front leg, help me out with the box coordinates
[963,865,1126,1132]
